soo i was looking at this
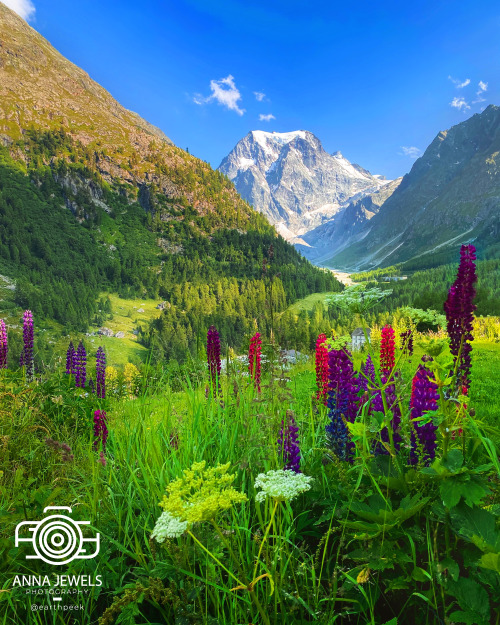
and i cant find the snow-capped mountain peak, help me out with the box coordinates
[218,130,390,239]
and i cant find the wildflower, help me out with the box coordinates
[19,310,34,379]
[325,348,357,462]
[207,325,221,396]
[65,341,76,375]
[159,461,247,525]
[93,409,108,451]
[96,347,106,399]
[254,469,313,503]
[380,325,396,375]
[357,354,375,393]
[45,438,74,462]
[410,362,439,464]
[315,333,329,404]
[248,332,262,392]
[75,341,87,388]
[88,378,95,394]
[277,410,301,473]
[400,329,414,356]
[106,365,118,393]
[124,362,139,395]
[151,511,189,542]
[444,244,477,387]
[97,451,107,467]
[0,319,7,369]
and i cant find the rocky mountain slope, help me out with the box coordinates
[326,105,500,270]
[0,3,340,352]
[296,177,402,263]
[218,130,391,240]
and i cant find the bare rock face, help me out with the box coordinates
[219,130,391,239]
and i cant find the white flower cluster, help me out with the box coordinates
[151,511,188,542]
[254,470,313,503]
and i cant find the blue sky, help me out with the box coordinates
[5,0,500,179]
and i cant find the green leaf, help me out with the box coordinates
[440,557,459,581]
[447,577,490,621]
[381,619,397,625]
[411,566,431,582]
[479,552,500,573]
[442,449,463,472]
[449,610,487,625]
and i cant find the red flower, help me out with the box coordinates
[380,325,396,375]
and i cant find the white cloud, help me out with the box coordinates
[401,146,422,159]
[448,76,471,89]
[3,0,36,21]
[450,96,470,112]
[472,80,488,104]
[259,113,275,122]
[193,75,245,115]
[254,91,266,102]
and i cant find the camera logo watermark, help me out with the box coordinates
[14,507,100,566]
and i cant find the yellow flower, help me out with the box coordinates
[123,362,140,395]
[159,461,247,526]
[106,365,118,392]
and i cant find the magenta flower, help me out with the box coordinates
[0,319,7,369]
[93,409,108,451]
[315,333,329,404]
[207,325,221,396]
[249,332,262,392]
[444,244,477,387]
[19,310,34,379]
[410,363,439,464]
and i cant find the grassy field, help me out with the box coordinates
[1,329,500,625]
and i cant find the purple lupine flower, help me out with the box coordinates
[66,341,76,375]
[75,341,87,388]
[444,244,477,387]
[0,319,7,369]
[410,362,439,465]
[88,378,95,394]
[207,325,221,397]
[325,347,358,462]
[93,409,108,451]
[277,411,301,473]
[19,310,34,379]
[96,347,106,399]
[357,354,375,393]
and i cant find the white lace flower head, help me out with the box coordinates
[151,511,188,542]
[254,469,313,503]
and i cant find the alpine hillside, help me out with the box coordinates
[324,105,500,271]
[218,130,392,241]
[0,2,341,360]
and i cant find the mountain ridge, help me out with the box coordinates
[325,104,500,270]
[218,129,391,239]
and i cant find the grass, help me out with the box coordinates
[1,335,499,625]
[284,292,331,315]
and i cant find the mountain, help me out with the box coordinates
[218,130,391,240]
[0,3,340,358]
[325,105,500,271]
[296,177,403,263]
